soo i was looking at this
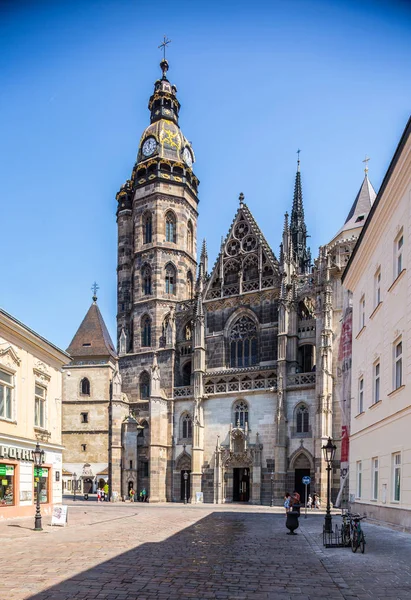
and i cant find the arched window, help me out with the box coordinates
[243,254,259,281]
[140,372,150,399]
[181,414,192,439]
[296,404,309,433]
[142,265,152,295]
[182,361,192,386]
[187,271,193,299]
[229,315,258,368]
[80,378,90,396]
[234,400,248,427]
[138,419,149,440]
[224,260,239,285]
[165,211,176,243]
[165,264,176,295]
[143,212,152,244]
[298,344,315,372]
[187,221,193,254]
[141,315,151,347]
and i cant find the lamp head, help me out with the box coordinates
[322,437,337,464]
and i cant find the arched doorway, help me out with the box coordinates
[293,453,311,500]
[233,467,250,502]
[83,478,93,494]
[175,452,191,503]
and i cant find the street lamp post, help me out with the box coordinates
[33,442,45,531]
[73,472,77,502]
[183,471,188,505]
[270,471,274,507]
[322,437,337,534]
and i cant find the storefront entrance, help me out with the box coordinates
[233,467,250,502]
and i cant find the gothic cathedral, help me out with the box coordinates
[63,56,376,505]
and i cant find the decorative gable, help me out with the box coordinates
[205,201,280,300]
[0,345,21,369]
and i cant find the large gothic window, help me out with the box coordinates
[182,361,192,386]
[140,372,150,399]
[165,211,176,243]
[229,316,258,368]
[296,404,309,433]
[243,254,259,281]
[165,264,176,295]
[187,221,193,254]
[141,315,152,347]
[224,259,239,285]
[143,212,152,244]
[142,265,152,295]
[181,414,192,439]
[298,344,315,372]
[234,400,248,427]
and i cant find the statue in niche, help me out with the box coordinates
[151,352,161,395]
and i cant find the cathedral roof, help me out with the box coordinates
[66,299,117,360]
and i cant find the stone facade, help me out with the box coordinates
[111,60,377,505]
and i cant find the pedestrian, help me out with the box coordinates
[292,490,301,505]
[97,488,102,503]
[284,492,291,514]
[139,490,143,502]
[142,487,147,502]
[103,482,109,501]
[307,494,313,509]
[101,488,105,502]
[129,487,135,502]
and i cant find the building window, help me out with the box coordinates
[187,271,193,299]
[234,400,249,427]
[182,361,192,386]
[140,371,150,399]
[165,211,176,243]
[141,315,152,347]
[143,212,152,244]
[143,461,149,477]
[395,231,404,279]
[181,414,192,439]
[374,362,380,404]
[296,405,309,433]
[165,264,176,295]
[394,339,402,389]
[187,220,193,254]
[229,316,258,368]
[34,466,49,504]
[142,265,152,295]
[372,457,379,501]
[34,385,46,428]
[374,268,381,307]
[81,412,89,423]
[359,295,365,330]
[297,345,315,372]
[393,453,401,502]
[129,460,133,470]
[0,369,13,420]
[358,377,364,414]
[356,461,362,499]
[81,444,87,452]
[0,464,15,506]
[80,378,90,396]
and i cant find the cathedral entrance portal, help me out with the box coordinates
[233,468,250,502]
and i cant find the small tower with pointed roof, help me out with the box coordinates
[62,289,129,499]
[289,153,311,274]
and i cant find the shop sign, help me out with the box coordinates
[0,445,33,461]
[0,465,14,476]
[51,505,68,527]
[34,468,48,477]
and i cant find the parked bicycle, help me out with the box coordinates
[339,511,351,547]
[350,513,366,553]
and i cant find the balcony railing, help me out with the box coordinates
[287,372,316,387]
[173,386,193,398]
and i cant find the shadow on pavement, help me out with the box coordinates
[27,511,337,600]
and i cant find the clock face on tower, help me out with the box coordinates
[142,137,157,157]
[182,147,193,168]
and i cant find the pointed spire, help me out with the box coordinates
[239,192,244,207]
[200,238,208,276]
[289,153,310,274]
[66,301,117,359]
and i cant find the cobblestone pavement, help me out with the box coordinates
[2,501,411,600]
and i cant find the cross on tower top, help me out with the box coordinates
[91,282,99,302]
[297,148,301,171]
[363,154,370,174]
[158,35,171,61]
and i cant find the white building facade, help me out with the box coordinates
[343,117,411,530]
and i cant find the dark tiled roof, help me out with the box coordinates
[344,175,376,226]
[66,302,117,359]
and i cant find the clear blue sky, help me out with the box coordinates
[1,0,410,351]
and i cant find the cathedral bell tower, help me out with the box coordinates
[116,55,199,501]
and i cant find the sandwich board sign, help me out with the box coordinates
[51,505,68,527]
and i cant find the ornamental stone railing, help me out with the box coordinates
[287,372,316,387]
[297,319,316,338]
[173,386,194,398]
